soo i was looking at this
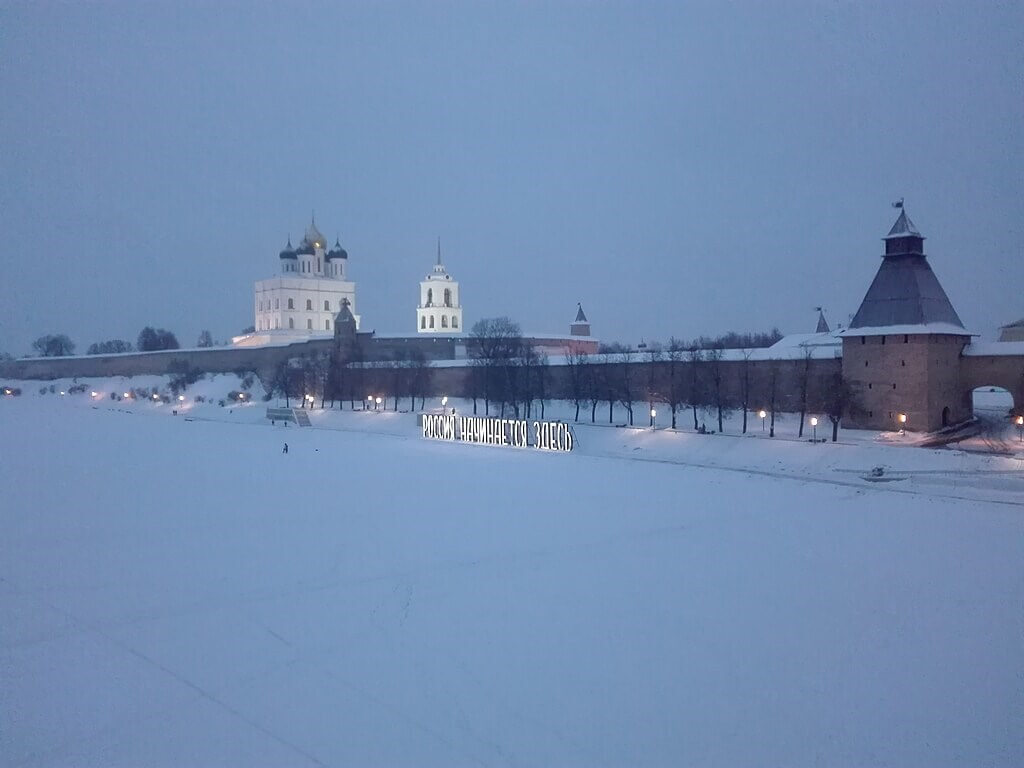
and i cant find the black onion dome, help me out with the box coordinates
[279,237,297,259]
[326,237,348,260]
[295,241,315,256]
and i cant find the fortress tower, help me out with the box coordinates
[842,206,972,431]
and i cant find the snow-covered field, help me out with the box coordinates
[2,376,1022,766]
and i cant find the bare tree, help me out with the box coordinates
[684,345,704,429]
[616,347,637,426]
[818,370,856,442]
[470,317,522,416]
[796,347,813,438]
[739,349,753,434]
[706,347,727,433]
[664,337,686,429]
[565,348,590,422]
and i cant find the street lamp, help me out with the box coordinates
[898,412,907,435]
[375,396,382,411]
[1017,414,1023,442]
[366,394,373,410]
[178,395,185,402]
[810,416,818,442]
[758,409,767,432]
[650,408,657,429]
[441,396,448,408]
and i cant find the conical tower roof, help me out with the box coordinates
[815,308,830,333]
[574,303,588,323]
[848,209,966,332]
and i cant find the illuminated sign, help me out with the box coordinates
[421,413,574,452]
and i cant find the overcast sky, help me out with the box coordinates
[1,1,1021,354]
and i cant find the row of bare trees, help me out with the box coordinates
[268,343,433,411]
[563,342,854,441]
[466,317,550,419]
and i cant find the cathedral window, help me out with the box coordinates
[441,316,448,328]
[306,299,312,310]
[427,289,433,306]
[429,316,435,329]
[452,316,458,329]
[289,318,294,329]
[324,300,330,311]
[421,316,426,329]
[288,298,294,309]
[274,299,279,309]
[444,288,451,307]
[317,258,321,271]
[326,320,331,330]
[307,319,312,329]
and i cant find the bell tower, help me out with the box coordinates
[416,239,463,333]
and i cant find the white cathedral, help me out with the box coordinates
[241,220,463,345]
[247,218,361,344]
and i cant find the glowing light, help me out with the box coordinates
[91,391,98,397]
[367,395,373,401]
[1017,416,1023,426]
[60,391,66,396]
[124,392,130,398]
[152,393,160,400]
[375,397,382,405]
[758,409,767,419]
[898,413,907,424]
[810,417,818,427]
[650,408,657,418]
[441,396,448,406]
[178,395,185,401]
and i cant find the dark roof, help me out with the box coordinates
[884,209,922,239]
[574,303,588,323]
[326,237,348,260]
[815,309,830,334]
[849,211,964,330]
[279,237,296,259]
[1001,317,1024,329]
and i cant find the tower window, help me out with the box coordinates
[429,316,435,329]
[441,315,448,328]
[881,336,886,345]
[421,316,426,329]
[901,360,905,366]
[427,288,433,307]
[444,288,451,307]
[288,298,294,310]
[324,300,330,311]
[306,299,312,310]
[904,335,909,343]
[452,316,458,329]
[864,360,868,367]
[317,259,321,271]
[868,383,872,389]
[861,337,866,344]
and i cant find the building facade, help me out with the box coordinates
[250,218,360,342]
[416,241,463,334]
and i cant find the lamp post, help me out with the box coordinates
[1017,414,1023,442]
[898,413,907,435]
[441,396,448,412]
[650,408,657,430]
[366,394,373,411]
[759,409,767,432]
[810,416,818,442]
[375,396,382,411]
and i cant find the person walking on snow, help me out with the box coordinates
[282,443,289,454]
